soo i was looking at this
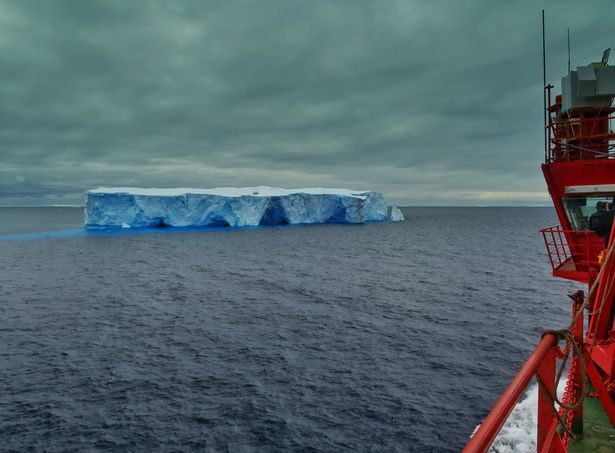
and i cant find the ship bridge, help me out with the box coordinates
[542,49,615,284]
[465,32,615,452]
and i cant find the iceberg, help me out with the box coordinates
[84,186,389,229]
[390,206,405,222]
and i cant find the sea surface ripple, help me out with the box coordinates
[0,207,575,452]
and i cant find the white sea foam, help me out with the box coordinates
[471,378,567,453]
[487,383,539,453]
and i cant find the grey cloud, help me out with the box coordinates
[1,0,613,206]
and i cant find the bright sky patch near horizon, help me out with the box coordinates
[1,0,613,206]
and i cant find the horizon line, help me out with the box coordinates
[0,204,555,209]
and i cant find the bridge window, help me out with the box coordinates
[562,194,615,230]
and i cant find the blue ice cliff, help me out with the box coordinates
[84,187,393,228]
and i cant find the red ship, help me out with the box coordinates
[463,18,615,453]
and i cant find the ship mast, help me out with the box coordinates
[465,16,615,451]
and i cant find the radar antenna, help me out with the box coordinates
[602,48,611,66]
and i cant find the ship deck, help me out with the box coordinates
[568,395,615,452]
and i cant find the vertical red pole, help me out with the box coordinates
[538,344,556,451]
[554,230,563,266]
[572,295,584,434]
[542,230,556,269]
[589,231,615,340]
[608,221,615,250]
[587,232,590,271]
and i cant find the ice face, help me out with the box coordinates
[84,187,389,228]
[390,206,405,222]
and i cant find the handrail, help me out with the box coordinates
[462,333,558,453]
[550,114,615,126]
[541,226,603,274]
[546,113,615,162]
[541,226,572,270]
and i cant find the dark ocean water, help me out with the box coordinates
[0,207,577,452]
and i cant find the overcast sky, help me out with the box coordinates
[1,0,613,206]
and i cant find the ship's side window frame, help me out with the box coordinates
[561,194,615,230]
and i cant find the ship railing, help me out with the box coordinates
[546,114,615,163]
[462,333,560,452]
[541,226,603,275]
[541,225,571,269]
[464,297,585,453]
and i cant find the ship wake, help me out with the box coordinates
[472,378,566,453]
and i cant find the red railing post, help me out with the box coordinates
[537,342,556,451]
[542,229,556,270]
[586,231,590,271]
[572,294,584,434]
[554,229,563,265]
[563,230,570,261]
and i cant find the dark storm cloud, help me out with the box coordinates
[1,0,613,205]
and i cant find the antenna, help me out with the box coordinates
[542,10,547,162]
[567,28,570,73]
[602,48,611,65]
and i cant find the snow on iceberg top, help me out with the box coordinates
[88,186,372,199]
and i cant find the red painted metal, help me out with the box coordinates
[548,113,615,162]
[590,343,615,378]
[539,417,566,453]
[588,248,615,341]
[536,299,586,452]
[542,160,615,282]
[463,302,587,452]
[541,226,571,269]
[537,74,615,447]
[541,99,615,283]
[571,295,585,434]
[541,226,604,283]
[464,50,615,452]
[537,343,556,451]
[462,334,557,453]
[584,350,615,426]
